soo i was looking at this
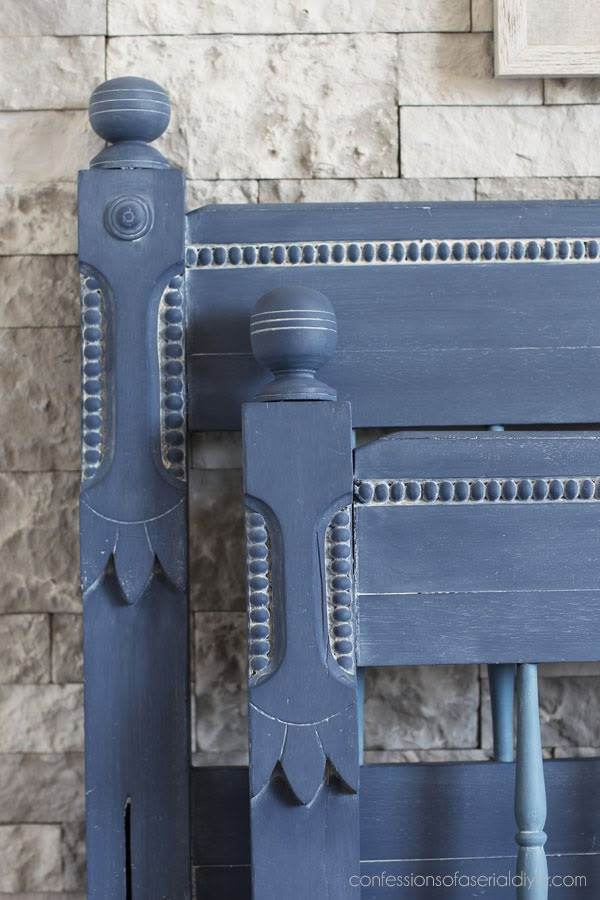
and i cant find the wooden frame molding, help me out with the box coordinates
[495,0,600,77]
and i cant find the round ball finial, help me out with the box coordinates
[89,76,170,144]
[250,286,338,401]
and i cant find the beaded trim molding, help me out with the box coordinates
[355,477,600,506]
[158,275,186,480]
[185,237,600,269]
[81,274,105,482]
[246,511,273,677]
[325,508,355,673]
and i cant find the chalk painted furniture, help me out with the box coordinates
[79,78,600,899]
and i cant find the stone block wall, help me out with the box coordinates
[1,0,600,893]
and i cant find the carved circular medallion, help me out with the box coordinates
[104,195,153,241]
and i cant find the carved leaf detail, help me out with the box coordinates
[249,710,286,799]
[317,706,359,794]
[80,503,186,603]
[114,525,156,605]
[280,725,327,806]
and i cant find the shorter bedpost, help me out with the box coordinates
[515,664,547,899]
[243,286,360,899]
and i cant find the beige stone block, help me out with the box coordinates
[402,105,600,178]
[0,825,62,891]
[0,256,78,327]
[545,78,600,104]
[108,0,469,35]
[0,327,79,471]
[398,34,542,105]
[477,176,600,200]
[52,615,83,683]
[0,753,85,823]
[472,0,493,31]
[107,35,398,179]
[187,180,259,210]
[0,615,50,683]
[0,473,80,614]
[0,685,83,752]
[193,611,247,754]
[258,177,475,203]
[0,1,106,35]
[0,184,78,256]
[0,112,101,184]
[0,38,104,110]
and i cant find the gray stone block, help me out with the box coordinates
[0,615,50,683]
[52,615,83,684]
[0,825,62,892]
[364,665,479,751]
[0,685,83,753]
[193,611,247,754]
[0,753,85,823]
[190,470,245,612]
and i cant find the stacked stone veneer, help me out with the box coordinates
[2,0,600,893]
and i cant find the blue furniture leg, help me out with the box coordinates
[515,663,548,899]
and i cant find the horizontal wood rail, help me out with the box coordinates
[192,760,600,898]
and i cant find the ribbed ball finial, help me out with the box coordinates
[88,76,171,169]
[250,286,338,401]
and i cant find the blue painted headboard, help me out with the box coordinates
[78,77,600,900]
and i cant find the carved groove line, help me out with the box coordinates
[325,507,355,672]
[185,237,600,269]
[81,274,105,481]
[158,275,186,479]
[246,511,273,677]
[355,477,600,505]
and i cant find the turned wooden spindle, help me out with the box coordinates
[515,664,548,899]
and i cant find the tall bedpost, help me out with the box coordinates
[78,78,190,898]
[243,286,360,898]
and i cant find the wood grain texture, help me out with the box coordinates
[495,0,600,76]
[191,761,600,898]
[355,431,600,665]
[79,162,190,896]
[185,201,600,429]
[243,400,359,898]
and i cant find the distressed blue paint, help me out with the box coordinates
[487,426,516,763]
[79,80,190,899]
[489,664,516,763]
[243,287,359,898]
[184,201,600,430]
[516,664,548,899]
[192,761,600,898]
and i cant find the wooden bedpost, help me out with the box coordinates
[78,78,190,898]
[243,286,360,898]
